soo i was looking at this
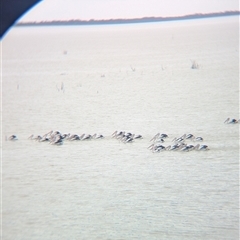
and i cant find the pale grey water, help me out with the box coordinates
[2,17,239,239]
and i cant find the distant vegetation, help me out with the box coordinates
[17,11,239,27]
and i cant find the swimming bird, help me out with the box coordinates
[31,135,42,141]
[160,133,168,139]
[148,143,166,152]
[42,130,53,138]
[125,132,132,136]
[166,143,185,151]
[92,133,104,139]
[112,131,124,138]
[50,135,63,145]
[180,144,195,152]
[150,133,168,142]
[132,134,143,139]
[68,134,81,141]
[80,134,92,140]
[155,138,165,143]
[39,137,50,142]
[172,135,186,143]
[184,133,195,140]
[8,135,18,141]
[50,138,63,145]
[154,145,166,152]
[62,133,71,139]
[121,135,134,143]
[28,134,34,140]
[52,131,61,137]
[195,144,209,151]
[193,136,203,142]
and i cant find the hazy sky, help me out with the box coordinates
[19,0,239,22]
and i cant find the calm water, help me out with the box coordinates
[2,16,239,240]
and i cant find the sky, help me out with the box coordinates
[19,0,239,22]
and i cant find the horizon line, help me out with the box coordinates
[18,10,240,24]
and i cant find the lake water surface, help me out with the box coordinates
[2,16,239,240]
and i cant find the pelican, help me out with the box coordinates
[155,138,164,143]
[112,131,124,138]
[185,134,195,140]
[148,143,165,152]
[50,138,63,145]
[154,145,166,152]
[28,134,34,140]
[150,133,167,143]
[52,131,61,136]
[8,135,18,141]
[167,143,185,151]
[62,133,70,139]
[172,135,185,143]
[81,134,92,140]
[121,135,134,143]
[42,130,53,138]
[160,133,168,139]
[150,133,160,142]
[50,135,63,145]
[195,144,209,151]
[32,135,42,141]
[39,137,50,142]
[125,132,133,137]
[133,134,143,139]
[224,118,239,124]
[68,134,81,141]
[193,136,203,142]
[92,133,104,139]
[180,145,195,152]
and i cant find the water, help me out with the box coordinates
[2,16,239,239]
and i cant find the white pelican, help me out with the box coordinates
[8,135,18,141]
[112,131,124,138]
[160,133,168,139]
[62,133,70,139]
[50,135,63,145]
[28,134,34,140]
[150,133,168,142]
[30,135,42,141]
[167,143,186,151]
[193,136,203,142]
[148,143,166,152]
[39,137,50,142]
[121,136,134,143]
[133,134,143,139]
[42,130,53,138]
[172,135,186,143]
[81,134,92,140]
[154,145,166,152]
[68,134,81,141]
[185,134,195,140]
[51,138,63,145]
[180,145,195,152]
[195,144,209,151]
[92,133,104,139]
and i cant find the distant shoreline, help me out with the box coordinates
[17,11,239,27]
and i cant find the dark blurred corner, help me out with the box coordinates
[1,0,42,39]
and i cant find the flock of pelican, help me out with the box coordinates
[5,118,238,152]
[111,131,143,143]
[6,130,209,153]
[27,131,104,145]
[148,132,208,152]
